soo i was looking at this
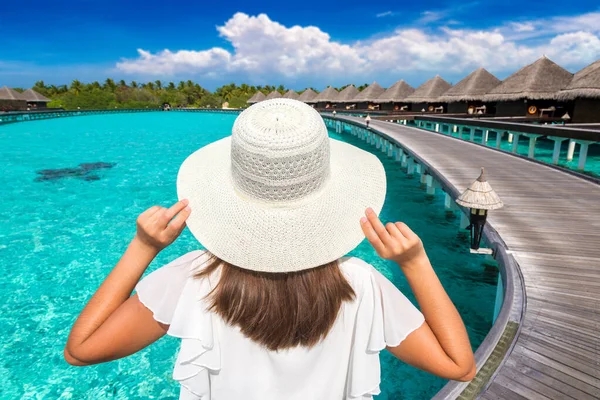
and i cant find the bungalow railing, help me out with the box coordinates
[407,115,600,175]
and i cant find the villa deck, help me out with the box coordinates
[339,116,600,399]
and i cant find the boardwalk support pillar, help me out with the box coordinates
[567,139,576,161]
[407,158,415,175]
[548,136,568,165]
[496,131,503,149]
[425,175,439,195]
[576,140,595,170]
[511,133,521,153]
[523,134,543,158]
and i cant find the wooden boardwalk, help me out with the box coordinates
[342,117,600,399]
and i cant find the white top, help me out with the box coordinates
[136,251,425,400]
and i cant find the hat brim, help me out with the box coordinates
[177,137,386,273]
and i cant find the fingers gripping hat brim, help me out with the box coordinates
[177,137,386,273]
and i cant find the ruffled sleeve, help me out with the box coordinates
[345,258,425,399]
[135,250,221,400]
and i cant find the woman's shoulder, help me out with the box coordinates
[338,257,380,291]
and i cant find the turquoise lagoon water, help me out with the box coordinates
[0,112,496,399]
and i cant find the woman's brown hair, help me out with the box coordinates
[196,255,355,351]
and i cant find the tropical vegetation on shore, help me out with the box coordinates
[11,80,370,110]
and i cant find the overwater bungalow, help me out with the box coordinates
[20,89,51,109]
[438,68,501,115]
[557,59,600,123]
[247,91,266,105]
[265,91,284,100]
[334,85,360,110]
[374,80,415,111]
[405,76,452,112]
[313,86,339,109]
[353,82,385,110]
[297,88,318,104]
[485,56,573,118]
[0,86,27,111]
[283,90,299,100]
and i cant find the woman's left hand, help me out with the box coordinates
[135,199,191,252]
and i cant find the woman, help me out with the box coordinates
[365,113,371,128]
[65,99,475,399]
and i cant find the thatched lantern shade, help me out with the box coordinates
[456,168,504,251]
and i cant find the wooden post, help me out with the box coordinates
[482,130,489,144]
[469,128,475,142]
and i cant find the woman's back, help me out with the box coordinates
[136,251,424,400]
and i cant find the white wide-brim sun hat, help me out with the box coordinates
[177,99,386,273]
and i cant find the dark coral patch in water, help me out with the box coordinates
[35,162,116,182]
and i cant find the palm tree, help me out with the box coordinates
[131,81,138,88]
[167,82,175,90]
[178,81,186,90]
[155,80,163,90]
[71,80,83,96]
[118,80,128,88]
[104,78,116,91]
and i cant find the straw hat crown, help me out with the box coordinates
[231,99,330,203]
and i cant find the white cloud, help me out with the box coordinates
[115,11,600,83]
[376,11,394,18]
[510,22,535,32]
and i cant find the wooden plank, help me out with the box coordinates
[338,117,600,399]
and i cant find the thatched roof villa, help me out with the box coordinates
[352,82,386,110]
[265,91,284,100]
[313,86,339,109]
[335,85,360,109]
[439,68,501,114]
[485,56,573,118]
[557,60,600,123]
[283,90,300,100]
[0,86,27,111]
[247,91,266,104]
[298,88,318,103]
[405,76,452,112]
[374,80,415,111]
[20,88,51,108]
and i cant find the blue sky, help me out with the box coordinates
[1,0,599,90]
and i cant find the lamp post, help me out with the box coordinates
[456,168,504,254]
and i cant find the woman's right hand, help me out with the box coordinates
[135,199,191,252]
[360,208,427,269]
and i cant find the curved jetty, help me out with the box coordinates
[334,115,600,400]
